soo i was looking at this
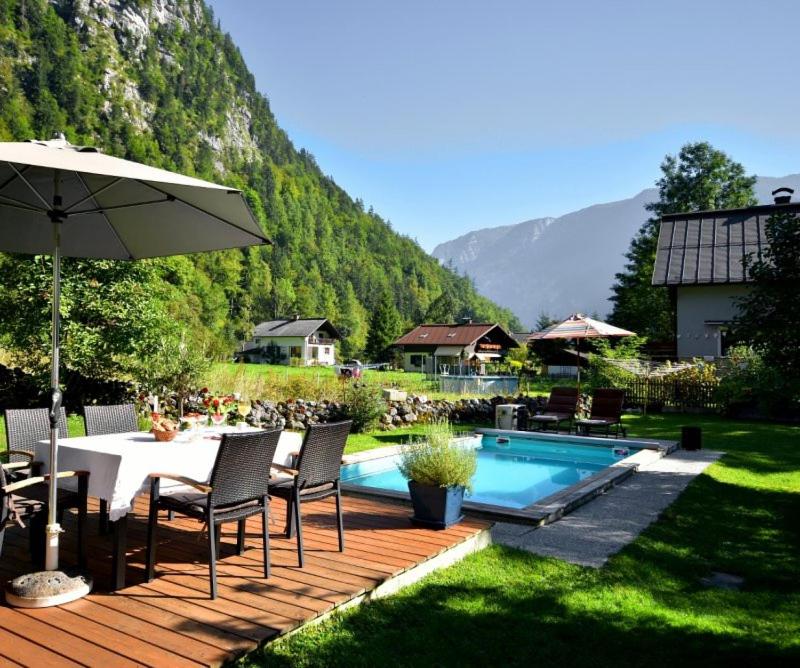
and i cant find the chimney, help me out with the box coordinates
[293,313,300,321]
[460,317,473,325]
[772,187,794,205]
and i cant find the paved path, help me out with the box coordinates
[492,449,723,567]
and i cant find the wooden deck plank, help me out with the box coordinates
[1,495,490,667]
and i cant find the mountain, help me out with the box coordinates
[433,174,800,329]
[0,0,521,361]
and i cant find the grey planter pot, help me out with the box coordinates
[407,480,465,529]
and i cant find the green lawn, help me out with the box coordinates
[244,414,800,667]
[344,422,483,454]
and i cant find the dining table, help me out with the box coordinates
[36,426,303,590]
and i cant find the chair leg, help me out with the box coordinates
[77,478,88,569]
[145,505,159,582]
[285,494,295,538]
[236,519,246,555]
[208,522,218,600]
[335,483,345,552]
[167,510,174,521]
[99,499,109,535]
[293,487,304,568]
[262,496,270,579]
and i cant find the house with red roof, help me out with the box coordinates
[393,319,518,373]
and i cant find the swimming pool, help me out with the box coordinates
[341,433,641,510]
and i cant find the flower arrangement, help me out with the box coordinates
[200,390,234,415]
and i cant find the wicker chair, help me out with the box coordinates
[145,429,281,600]
[270,420,352,568]
[574,388,627,438]
[83,404,139,436]
[4,407,69,479]
[529,387,579,433]
[83,403,139,531]
[1,456,88,568]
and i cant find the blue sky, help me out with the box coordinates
[208,0,800,250]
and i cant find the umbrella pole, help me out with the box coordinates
[5,172,91,608]
[45,220,63,571]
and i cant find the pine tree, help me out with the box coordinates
[609,142,756,340]
[365,292,402,363]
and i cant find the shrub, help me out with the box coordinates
[398,420,477,491]
[339,382,386,433]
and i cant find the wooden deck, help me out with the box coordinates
[0,495,490,667]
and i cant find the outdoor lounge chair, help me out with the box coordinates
[269,420,352,568]
[4,407,69,481]
[529,387,579,433]
[0,455,88,568]
[574,388,627,438]
[83,403,140,531]
[145,429,281,600]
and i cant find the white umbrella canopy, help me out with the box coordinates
[0,136,270,606]
[527,313,635,386]
[0,138,268,257]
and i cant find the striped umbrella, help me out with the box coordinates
[528,314,635,387]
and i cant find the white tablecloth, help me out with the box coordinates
[35,428,302,522]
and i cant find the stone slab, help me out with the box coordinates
[492,449,722,567]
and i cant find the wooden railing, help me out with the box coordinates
[620,378,720,412]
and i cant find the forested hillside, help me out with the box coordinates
[0,0,519,376]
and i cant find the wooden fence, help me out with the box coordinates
[621,378,720,412]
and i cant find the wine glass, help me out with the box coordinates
[237,399,251,419]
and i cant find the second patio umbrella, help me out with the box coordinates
[527,313,635,389]
[0,135,270,606]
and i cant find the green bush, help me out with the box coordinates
[398,420,477,491]
[340,382,386,433]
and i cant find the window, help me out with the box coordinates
[290,346,302,358]
[325,347,331,355]
[410,354,426,367]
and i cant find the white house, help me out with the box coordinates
[652,188,798,359]
[236,317,341,366]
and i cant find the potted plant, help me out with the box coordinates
[398,420,477,529]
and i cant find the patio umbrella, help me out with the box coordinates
[0,135,270,606]
[527,314,635,388]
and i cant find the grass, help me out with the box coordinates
[203,362,567,401]
[242,413,800,667]
[344,422,483,454]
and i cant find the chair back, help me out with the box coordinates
[0,463,10,529]
[208,429,281,508]
[5,407,69,462]
[590,388,625,420]
[545,387,579,415]
[295,421,352,490]
[84,404,138,436]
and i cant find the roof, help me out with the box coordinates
[252,318,340,339]
[394,323,517,348]
[528,314,634,340]
[652,202,800,286]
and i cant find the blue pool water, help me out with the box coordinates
[341,435,637,509]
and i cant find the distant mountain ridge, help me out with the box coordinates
[433,174,800,329]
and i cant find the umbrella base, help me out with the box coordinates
[5,568,92,608]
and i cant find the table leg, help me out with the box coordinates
[99,499,109,534]
[110,515,128,591]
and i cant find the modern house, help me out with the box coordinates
[393,320,518,373]
[235,317,341,366]
[651,188,798,359]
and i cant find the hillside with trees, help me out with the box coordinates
[0,0,520,383]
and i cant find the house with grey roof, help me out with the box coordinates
[652,188,798,359]
[235,317,341,366]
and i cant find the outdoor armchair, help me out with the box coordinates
[529,387,579,433]
[269,420,352,568]
[4,407,69,480]
[83,403,140,531]
[145,428,282,600]
[574,388,627,438]
[0,458,88,568]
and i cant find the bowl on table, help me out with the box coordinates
[151,428,178,442]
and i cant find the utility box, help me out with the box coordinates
[495,404,524,430]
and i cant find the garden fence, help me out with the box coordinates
[621,377,719,412]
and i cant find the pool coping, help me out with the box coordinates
[341,430,678,526]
